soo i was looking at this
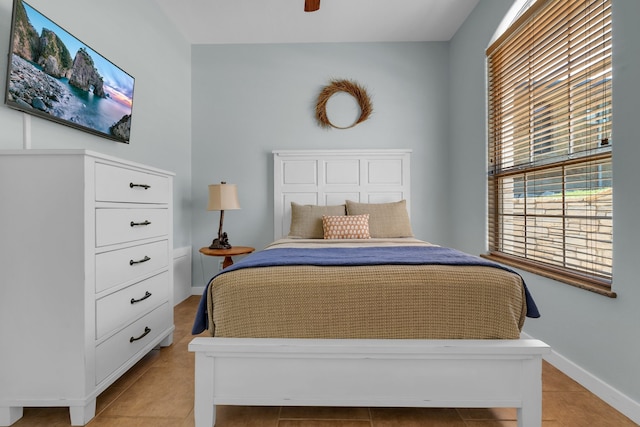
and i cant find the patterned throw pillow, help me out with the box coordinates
[322,214,371,239]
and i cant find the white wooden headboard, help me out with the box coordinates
[273,149,411,239]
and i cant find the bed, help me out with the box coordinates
[189,149,549,427]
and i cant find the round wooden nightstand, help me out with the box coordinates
[199,246,255,269]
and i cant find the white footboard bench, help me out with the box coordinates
[189,337,550,427]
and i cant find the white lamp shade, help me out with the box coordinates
[207,183,241,211]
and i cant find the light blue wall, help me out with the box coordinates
[450,0,640,407]
[191,42,451,285]
[0,0,192,247]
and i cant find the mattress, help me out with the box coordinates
[197,239,535,340]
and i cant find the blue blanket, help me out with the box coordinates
[192,245,540,334]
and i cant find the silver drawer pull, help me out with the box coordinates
[130,182,150,190]
[130,256,151,266]
[130,220,151,227]
[131,291,152,304]
[130,326,151,342]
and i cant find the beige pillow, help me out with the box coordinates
[288,202,346,238]
[322,214,371,239]
[345,200,413,238]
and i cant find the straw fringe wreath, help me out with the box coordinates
[315,79,372,129]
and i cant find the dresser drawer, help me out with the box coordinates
[95,302,171,384]
[95,163,170,204]
[96,271,169,339]
[95,240,169,293]
[96,208,168,247]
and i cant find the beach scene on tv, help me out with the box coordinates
[6,0,134,142]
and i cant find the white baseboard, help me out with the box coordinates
[173,246,192,305]
[521,332,640,424]
[191,286,205,296]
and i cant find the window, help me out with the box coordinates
[486,0,613,296]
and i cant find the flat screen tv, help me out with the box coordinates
[4,0,135,143]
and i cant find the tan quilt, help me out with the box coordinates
[206,239,526,339]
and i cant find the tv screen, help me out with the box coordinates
[5,0,135,143]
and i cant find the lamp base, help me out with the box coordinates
[209,232,232,249]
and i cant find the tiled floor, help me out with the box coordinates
[10,296,638,426]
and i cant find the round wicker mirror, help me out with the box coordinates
[315,79,372,129]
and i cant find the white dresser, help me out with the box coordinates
[0,150,175,426]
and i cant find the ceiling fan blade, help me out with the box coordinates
[304,0,320,12]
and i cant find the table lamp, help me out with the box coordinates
[207,182,240,249]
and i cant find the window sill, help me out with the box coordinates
[481,252,616,298]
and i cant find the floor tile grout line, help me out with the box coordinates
[279,418,373,421]
[93,350,162,420]
[93,387,129,419]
